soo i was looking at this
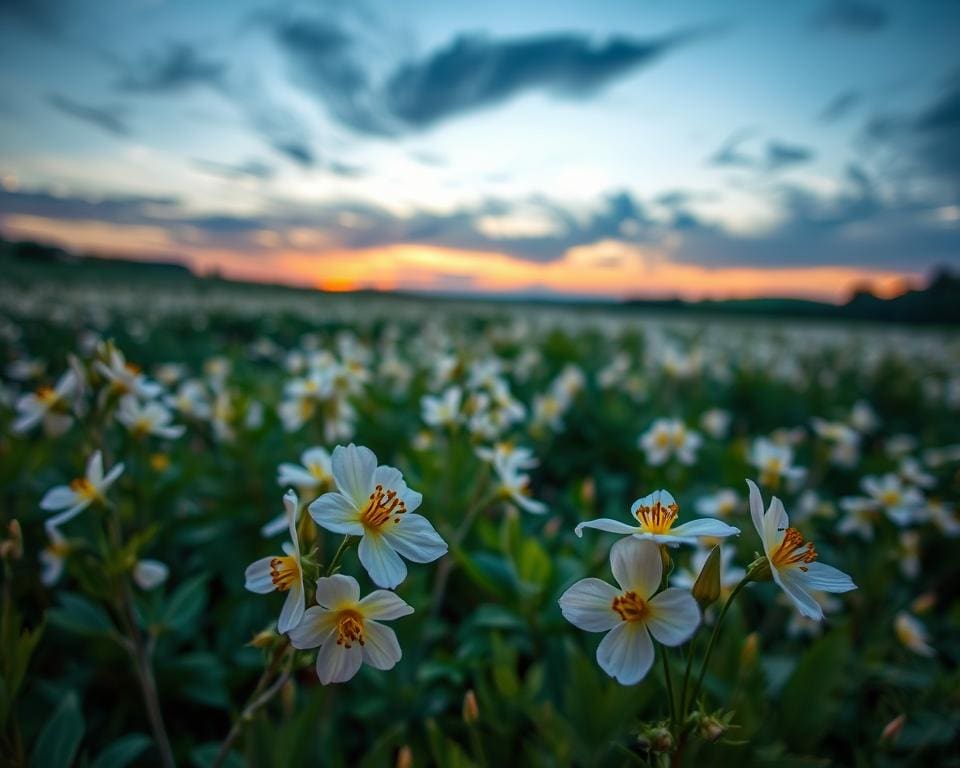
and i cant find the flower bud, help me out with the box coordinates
[698,714,727,742]
[0,520,23,561]
[649,726,673,753]
[250,629,276,649]
[692,545,721,609]
[746,555,772,582]
[740,632,759,667]
[880,714,905,745]
[396,745,413,768]
[911,593,936,614]
[462,689,480,724]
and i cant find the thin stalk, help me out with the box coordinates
[689,577,750,708]
[679,631,699,720]
[662,649,677,729]
[430,489,497,615]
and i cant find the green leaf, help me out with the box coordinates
[162,574,209,634]
[515,537,551,591]
[778,628,851,751]
[47,593,114,637]
[30,691,85,768]
[190,742,244,768]
[90,734,152,768]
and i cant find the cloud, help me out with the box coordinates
[383,30,697,129]
[47,94,131,137]
[193,159,275,180]
[765,140,815,170]
[813,0,889,34]
[820,90,861,122]
[709,132,813,171]
[271,141,314,168]
[272,15,705,135]
[116,43,227,93]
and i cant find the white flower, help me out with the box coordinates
[639,419,701,466]
[928,500,960,536]
[862,474,925,526]
[133,559,169,590]
[117,396,186,440]
[838,496,879,540]
[244,491,306,634]
[261,448,334,536]
[750,438,806,489]
[40,528,70,586]
[13,369,78,436]
[288,574,413,685]
[485,446,546,514]
[95,347,163,401]
[559,538,700,685]
[747,479,856,620]
[695,489,739,519]
[164,379,211,420]
[849,400,879,433]
[421,387,462,428]
[811,418,861,467]
[894,612,934,657]
[40,451,124,530]
[576,489,739,546]
[308,444,447,589]
[700,408,732,439]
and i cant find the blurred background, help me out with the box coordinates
[1,0,958,307]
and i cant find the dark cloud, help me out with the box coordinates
[0,0,65,37]
[813,0,889,34]
[47,94,131,137]
[820,90,861,122]
[765,140,815,170]
[116,43,226,93]
[709,129,757,167]
[193,159,275,180]
[271,141,315,168]
[383,30,696,129]
[272,16,705,135]
[0,188,175,224]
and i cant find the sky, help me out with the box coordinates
[0,0,959,302]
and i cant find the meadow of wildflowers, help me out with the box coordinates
[1,279,958,767]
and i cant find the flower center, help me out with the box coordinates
[336,610,365,648]
[771,528,817,571]
[612,591,648,622]
[36,386,59,405]
[654,431,670,449]
[308,462,328,482]
[361,484,406,528]
[69,477,99,501]
[269,555,299,591]
[634,498,678,534]
[879,490,901,507]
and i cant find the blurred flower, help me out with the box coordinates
[309,444,447,589]
[700,408,732,439]
[421,386,462,428]
[559,538,700,685]
[96,345,163,401]
[811,418,861,467]
[117,396,185,440]
[849,400,879,433]
[898,531,921,579]
[12,368,78,436]
[245,491,306,634]
[484,445,546,514]
[750,438,806,490]
[862,474,925,526]
[639,419,702,466]
[894,612,934,657]
[695,489,739,519]
[288,573,413,684]
[747,480,856,620]
[928,500,960,536]
[39,527,70,586]
[275,446,333,502]
[133,559,169,590]
[40,450,124,530]
[576,489,739,546]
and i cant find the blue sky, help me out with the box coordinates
[0,0,958,299]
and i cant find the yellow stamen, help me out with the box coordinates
[612,591,648,622]
[336,610,365,648]
[771,528,817,571]
[361,484,406,529]
[634,498,679,534]
[36,386,59,405]
[269,555,299,591]
[69,477,99,502]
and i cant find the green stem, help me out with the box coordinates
[689,577,750,709]
[679,630,699,720]
[326,535,353,576]
[662,649,677,729]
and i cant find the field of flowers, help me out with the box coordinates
[1,277,958,767]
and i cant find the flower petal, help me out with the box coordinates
[746,479,765,540]
[358,590,414,621]
[244,556,276,594]
[801,562,857,593]
[44,502,90,530]
[646,588,700,646]
[277,579,306,634]
[574,518,638,538]
[331,444,377,507]
[288,608,336,649]
[763,496,789,554]
[86,451,104,484]
[358,534,407,589]
[773,567,823,620]
[596,622,655,686]
[558,578,620,632]
[315,635,364,684]
[314,574,360,609]
[610,538,661,599]
[669,518,740,540]
[381,513,447,563]
[133,559,169,590]
[309,492,363,535]
[40,486,78,511]
[361,620,402,670]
